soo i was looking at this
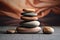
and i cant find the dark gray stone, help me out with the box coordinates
[21,12,37,17]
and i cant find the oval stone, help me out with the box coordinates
[43,26,54,34]
[21,16,38,21]
[16,27,41,33]
[20,21,40,28]
[21,12,37,17]
[6,29,16,34]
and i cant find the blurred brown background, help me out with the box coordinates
[0,0,60,26]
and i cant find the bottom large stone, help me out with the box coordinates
[16,27,41,33]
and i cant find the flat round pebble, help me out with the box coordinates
[21,12,37,17]
[43,26,54,34]
[6,29,16,34]
[16,27,41,33]
[20,21,40,28]
[23,9,35,12]
[21,16,38,21]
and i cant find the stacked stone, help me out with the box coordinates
[16,9,41,33]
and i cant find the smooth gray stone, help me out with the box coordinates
[21,12,37,17]
[20,21,40,28]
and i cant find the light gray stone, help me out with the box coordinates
[20,21,40,28]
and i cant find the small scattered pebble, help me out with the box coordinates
[6,29,16,34]
[43,26,54,34]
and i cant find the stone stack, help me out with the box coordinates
[16,9,41,33]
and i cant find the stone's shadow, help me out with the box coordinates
[0,31,6,34]
[0,30,53,34]
[0,31,42,34]
[0,31,53,35]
